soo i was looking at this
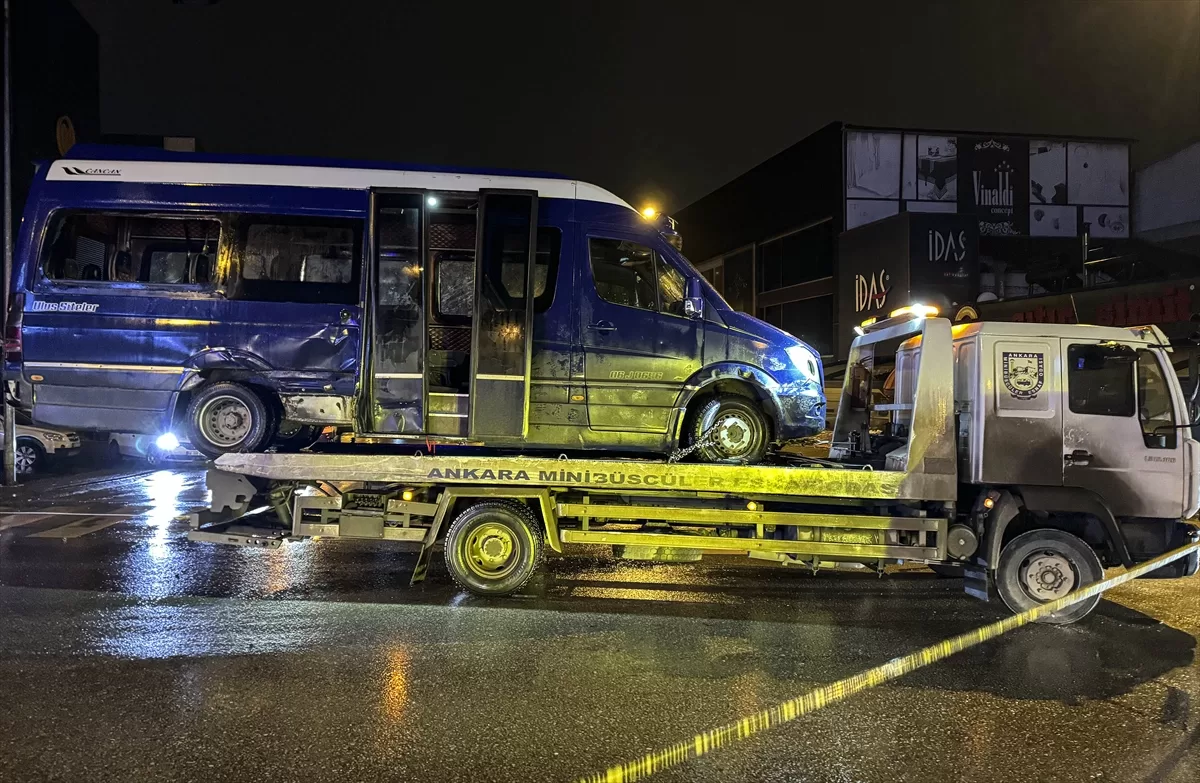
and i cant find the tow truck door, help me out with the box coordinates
[1059,339,1186,518]
[468,191,537,439]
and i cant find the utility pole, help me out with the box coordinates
[2,0,16,485]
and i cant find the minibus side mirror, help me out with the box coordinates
[684,277,704,320]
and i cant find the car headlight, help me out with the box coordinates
[785,345,821,383]
[42,432,65,441]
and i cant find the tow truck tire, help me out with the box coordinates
[690,394,770,464]
[443,500,544,596]
[186,382,272,460]
[996,529,1104,625]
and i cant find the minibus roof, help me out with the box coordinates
[52,144,636,210]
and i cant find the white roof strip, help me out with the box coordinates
[46,159,635,210]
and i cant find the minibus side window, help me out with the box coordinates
[589,238,657,311]
[589,237,686,317]
[42,212,220,285]
[235,217,361,305]
[433,227,561,319]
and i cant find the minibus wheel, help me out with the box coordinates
[443,500,544,596]
[690,394,770,464]
[186,382,272,459]
[995,529,1103,625]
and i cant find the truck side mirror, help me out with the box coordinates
[684,277,704,320]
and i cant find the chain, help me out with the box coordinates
[667,420,722,464]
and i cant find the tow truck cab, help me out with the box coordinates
[835,312,1200,590]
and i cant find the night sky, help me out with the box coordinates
[73,0,1199,213]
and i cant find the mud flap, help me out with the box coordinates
[963,564,993,602]
[410,490,455,586]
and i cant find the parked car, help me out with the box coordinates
[108,432,206,466]
[1,417,82,475]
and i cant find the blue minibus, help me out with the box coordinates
[5,146,825,462]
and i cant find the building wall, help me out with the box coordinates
[1135,140,1200,256]
[676,121,843,264]
[3,0,101,242]
[675,121,843,355]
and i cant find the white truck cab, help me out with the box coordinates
[950,321,1198,520]
[854,315,1200,621]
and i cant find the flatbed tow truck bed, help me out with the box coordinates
[188,314,961,596]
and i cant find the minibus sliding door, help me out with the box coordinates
[366,190,425,433]
[468,190,537,439]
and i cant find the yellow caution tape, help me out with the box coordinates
[577,542,1200,783]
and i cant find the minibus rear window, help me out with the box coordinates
[42,212,220,285]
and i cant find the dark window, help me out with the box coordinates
[1067,344,1135,417]
[238,219,360,304]
[42,212,219,285]
[434,227,560,318]
[723,248,753,313]
[589,238,658,311]
[1137,349,1177,448]
[781,296,833,356]
[757,238,782,292]
[758,304,782,328]
[780,223,834,287]
[701,263,724,296]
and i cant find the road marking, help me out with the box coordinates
[21,507,141,539]
[0,512,57,531]
[27,516,128,539]
[0,511,140,517]
[576,541,1200,783]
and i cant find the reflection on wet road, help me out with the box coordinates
[0,465,1198,782]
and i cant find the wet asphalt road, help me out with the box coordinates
[1,460,1199,783]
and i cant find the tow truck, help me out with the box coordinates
[189,307,1200,624]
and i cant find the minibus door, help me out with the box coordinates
[366,190,426,433]
[468,191,537,439]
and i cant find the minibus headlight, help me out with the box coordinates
[786,346,821,383]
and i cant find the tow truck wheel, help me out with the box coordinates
[443,500,544,596]
[690,394,770,464]
[186,382,272,460]
[996,529,1104,625]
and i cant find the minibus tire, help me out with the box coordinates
[995,529,1103,625]
[690,395,770,464]
[186,382,272,459]
[443,500,544,596]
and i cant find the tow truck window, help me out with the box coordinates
[1137,349,1176,448]
[1067,343,1135,417]
[42,212,220,285]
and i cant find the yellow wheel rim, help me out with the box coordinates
[463,522,519,580]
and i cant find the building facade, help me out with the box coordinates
[677,121,1194,367]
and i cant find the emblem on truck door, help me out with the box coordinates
[1002,351,1045,400]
